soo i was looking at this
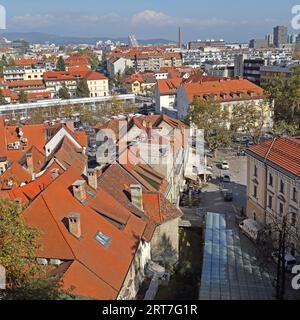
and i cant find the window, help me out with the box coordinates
[268,195,273,209]
[292,187,298,203]
[253,184,258,199]
[280,180,285,194]
[254,165,258,177]
[95,231,112,248]
[269,173,273,187]
[291,212,297,227]
[279,203,284,216]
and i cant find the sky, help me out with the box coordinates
[0,0,298,42]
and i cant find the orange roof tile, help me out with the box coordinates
[157,78,183,94]
[23,161,147,299]
[248,137,300,177]
[182,79,265,103]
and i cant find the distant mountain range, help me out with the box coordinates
[0,32,176,46]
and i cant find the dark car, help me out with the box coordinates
[237,148,246,156]
[222,175,231,183]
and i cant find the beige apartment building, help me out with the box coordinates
[246,137,300,257]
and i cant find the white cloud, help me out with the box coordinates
[131,10,230,28]
[132,10,175,26]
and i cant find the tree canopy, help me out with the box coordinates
[19,91,28,104]
[0,199,64,300]
[58,84,70,100]
[76,80,90,98]
[56,56,66,72]
[188,96,231,154]
[262,65,300,131]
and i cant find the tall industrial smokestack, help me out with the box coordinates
[178,27,182,49]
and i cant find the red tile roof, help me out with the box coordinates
[248,137,300,177]
[0,161,32,190]
[182,79,265,103]
[15,59,40,66]
[6,80,44,88]
[44,70,106,82]
[157,78,183,94]
[0,117,6,159]
[84,71,107,81]
[23,161,147,299]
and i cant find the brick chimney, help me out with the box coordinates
[130,184,143,211]
[51,168,60,180]
[87,168,98,190]
[72,180,87,203]
[67,213,81,239]
[26,153,34,175]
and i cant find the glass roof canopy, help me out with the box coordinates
[199,212,274,300]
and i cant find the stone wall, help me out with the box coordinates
[150,218,180,265]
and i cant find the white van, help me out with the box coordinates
[239,219,264,242]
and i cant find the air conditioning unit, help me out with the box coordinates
[21,137,28,144]
[49,259,62,266]
[7,143,14,150]
[37,258,48,266]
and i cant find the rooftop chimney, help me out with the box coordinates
[130,184,143,211]
[178,27,182,49]
[72,180,87,203]
[67,213,81,239]
[26,153,34,176]
[51,168,60,180]
[87,168,98,190]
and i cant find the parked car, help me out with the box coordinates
[239,219,265,243]
[221,161,230,170]
[237,148,246,156]
[222,174,231,183]
[242,136,249,143]
[271,251,297,272]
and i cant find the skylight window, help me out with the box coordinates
[87,190,96,199]
[95,231,112,248]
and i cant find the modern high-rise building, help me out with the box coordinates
[265,33,273,47]
[273,26,288,48]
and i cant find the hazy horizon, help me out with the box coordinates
[0,0,298,42]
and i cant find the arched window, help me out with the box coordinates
[253,212,257,221]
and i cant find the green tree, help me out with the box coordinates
[89,54,99,71]
[63,105,73,118]
[230,100,271,144]
[58,84,70,100]
[56,56,66,71]
[124,66,136,76]
[19,91,28,103]
[111,94,124,115]
[76,80,90,98]
[0,88,7,105]
[262,65,300,127]
[0,199,63,300]
[79,107,96,126]
[0,55,8,76]
[188,96,231,156]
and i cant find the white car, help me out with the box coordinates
[221,161,229,170]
